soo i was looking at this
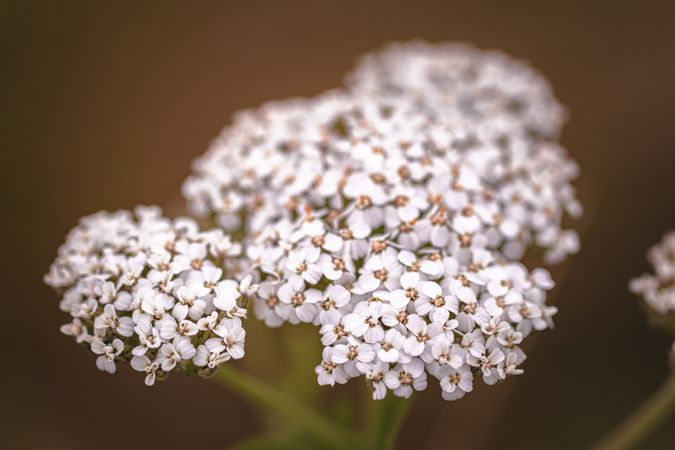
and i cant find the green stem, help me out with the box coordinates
[592,372,675,450]
[215,365,357,450]
[365,394,413,450]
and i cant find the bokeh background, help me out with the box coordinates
[4,1,675,449]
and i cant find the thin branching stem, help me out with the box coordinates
[365,394,413,449]
[215,365,359,450]
[592,372,675,450]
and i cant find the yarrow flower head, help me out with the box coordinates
[48,41,581,403]
[346,40,567,140]
[239,129,558,401]
[184,43,581,266]
[180,41,581,401]
[630,231,675,318]
[345,41,582,263]
[45,206,257,385]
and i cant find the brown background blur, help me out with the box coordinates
[4,1,675,449]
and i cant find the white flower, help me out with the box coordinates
[172,242,207,273]
[207,320,246,359]
[93,304,134,337]
[133,317,162,356]
[130,355,159,386]
[173,284,208,321]
[141,292,175,320]
[213,280,245,316]
[158,316,199,340]
[430,340,464,370]
[438,365,473,401]
[332,338,375,366]
[377,328,406,363]
[277,277,321,323]
[253,282,286,328]
[460,329,486,358]
[320,314,348,346]
[398,251,443,278]
[343,302,385,344]
[384,359,427,398]
[340,220,371,259]
[119,259,145,287]
[354,247,403,294]
[364,361,390,399]
[91,338,124,374]
[198,266,224,291]
[415,280,458,323]
[403,315,443,357]
[504,351,525,376]
[60,318,92,343]
[318,284,351,325]
[318,253,353,281]
[286,248,323,284]
[497,327,524,348]
[194,345,231,369]
[467,346,505,385]
[94,281,117,304]
[157,337,197,371]
[388,271,421,310]
[316,347,348,386]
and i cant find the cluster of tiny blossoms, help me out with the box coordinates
[630,231,675,316]
[47,42,579,398]
[44,206,257,385]
[180,42,580,401]
[345,41,581,263]
[184,43,581,265]
[345,41,567,140]
[244,131,557,400]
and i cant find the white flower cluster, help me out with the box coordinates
[244,132,557,400]
[45,206,256,385]
[346,40,567,141]
[47,42,579,399]
[180,42,580,401]
[184,43,581,265]
[630,231,675,315]
[346,42,581,264]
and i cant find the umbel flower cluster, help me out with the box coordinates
[244,137,558,399]
[184,43,581,265]
[630,231,675,316]
[47,42,581,396]
[44,206,256,385]
[180,42,581,400]
[346,41,567,141]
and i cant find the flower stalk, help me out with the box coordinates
[592,372,675,450]
[215,365,359,450]
[366,394,413,449]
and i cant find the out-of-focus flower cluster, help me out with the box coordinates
[44,206,256,385]
[630,231,675,316]
[346,41,567,141]
[181,42,581,400]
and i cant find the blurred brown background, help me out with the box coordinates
[4,1,675,449]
